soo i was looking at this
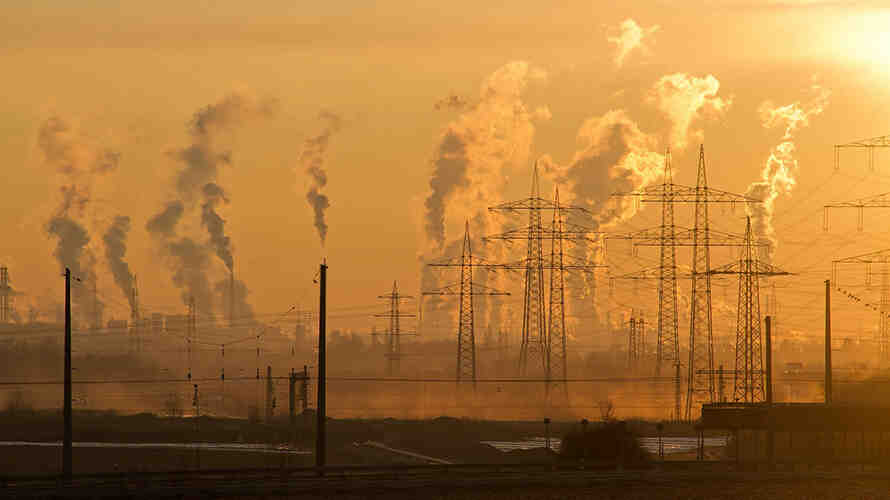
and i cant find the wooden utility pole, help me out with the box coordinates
[316,261,327,470]
[63,268,72,481]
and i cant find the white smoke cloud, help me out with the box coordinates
[746,84,830,261]
[649,73,733,150]
[423,60,548,250]
[608,19,659,68]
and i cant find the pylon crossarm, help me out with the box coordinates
[833,248,890,265]
[620,226,758,247]
[610,265,696,280]
[706,261,793,276]
[426,255,499,268]
[613,183,761,204]
[422,282,510,296]
[482,221,604,243]
[825,191,890,208]
[488,197,591,215]
[836,135,890,148]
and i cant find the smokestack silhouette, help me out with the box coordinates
[201,182,233,272]
[103,215,136,314]
[300,110,343,246]
[229,267,235,327]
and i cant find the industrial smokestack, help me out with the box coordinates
[229,267,235,328]
[103,215,136,315]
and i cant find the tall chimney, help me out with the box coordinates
[229,267,235,328]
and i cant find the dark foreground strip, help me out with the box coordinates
[4,465,890,499]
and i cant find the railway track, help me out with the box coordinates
[5,464,890,498]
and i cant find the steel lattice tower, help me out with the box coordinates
[612,145,759,420]
[547,188,567,395]
[686,146,715,419]
[0,267,9,324]
[376,282,415,376]
[657,150,680,379]
[457,226,475,384]
[486,167,599,384]
[520,168,547,377]
[735,218,763,402]
[832,249,890,366]
[423,222,510,386]
[708,217,790,402]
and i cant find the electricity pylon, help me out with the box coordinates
[375,281,415,376]
[487,164,589,379]
[627,310,645,369]
[486,186,605,395]
[613,145,760,420]
[709,217,790,403]
[422,221,510,387]
[824,191,890,232]
[832,249,890,367]
[834,135,890,171]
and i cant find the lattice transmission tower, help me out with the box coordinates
[612,145,759,419]
[823,190,890,232]
[423,221,509,386]
[709,217,790,402]
[487,165,591,379]
[375,281,415,376]
[834,135,890,171]
[832,249,890,367]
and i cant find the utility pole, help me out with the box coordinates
[825,279,832,405]
[187,296,196,380]
[316,261,327,470]
[63,267,73,481]
[265,366,273,423]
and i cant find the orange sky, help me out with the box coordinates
[2,1,890,345]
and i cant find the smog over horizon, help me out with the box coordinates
[3,2,890,495]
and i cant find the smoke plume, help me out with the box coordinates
[608,19,659,68]
[145,201,184,238]
[38,115,120,325]
[299,110,343,246]
[171,93,278,199]
[649,74,732,150]
[166,238,213,311]
[434,93,469,112]
[201,183,233,271]
[148,92,276,311]
[215,277,255,325]
[103,216,136,313]
[746,84,830,261]
[547,110,664,229]
[423,61,548,249]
